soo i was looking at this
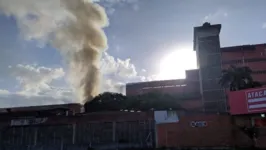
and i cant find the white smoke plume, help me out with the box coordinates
[0,0,109,103]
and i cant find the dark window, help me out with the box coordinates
[222,58,266,65]
[252,70,266,74]
[246,58,266,62]
[222,59,243,65]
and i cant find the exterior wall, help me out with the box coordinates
[126,70,200,96]
[228,87,266,115]
[126,79,187,96]
[0,112,155,150]
[181,99,202,110]
[126,81,200,96]
[126,79,202,110]
[232,116,253,147]
[0,110,264,149]
[0,103,83,115]
[221,44,266,85]
[156,114,233,148]
[194,23,227,112]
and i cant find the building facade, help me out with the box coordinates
[0,106,256,149]
[126,23,266,113]
[222,43,266,84]
[194,23,227,112]
[0,109,155,150]
[1,23,266,149]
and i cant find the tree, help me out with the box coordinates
[84,92,127,112]
[238,126,259,149]
[219,65,261,91]
[84,92,184,112]
[219,66,262,149]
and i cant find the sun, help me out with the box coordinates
[157,48,197,80]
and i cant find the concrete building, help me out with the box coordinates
[126,22,266,113]
[1,23,266,149]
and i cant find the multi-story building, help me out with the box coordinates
[126,22,266,113]
[222,43,266,84]
[1,23,266,149]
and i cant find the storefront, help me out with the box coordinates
[228,87,266,148]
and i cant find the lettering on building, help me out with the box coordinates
[190,121,207,128]
[10,118,48,126]
[247,90,266,99]
[246,88,266,112]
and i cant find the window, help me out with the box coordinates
[222,59,243,65]
[252,70,266,74]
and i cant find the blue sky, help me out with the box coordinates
[0,0,266,108]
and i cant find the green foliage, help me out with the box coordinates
[84,92,186,112]
[219,65,262,91]
[84,92,126,112]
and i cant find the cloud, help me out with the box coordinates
[102,79,125,93]
[203,10,228,22]
[100,52,146,94]
[0,0,144,107]
[101,52,137,78]
[96,0,140,15]
[9,64,65,96]
[0,64,74,108]
[0,89,10,95]
[262,22,266,29]
[0,92,71,108]
[0,52,146,107]
[141,69,146,73]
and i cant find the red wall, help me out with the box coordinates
[0,111,154,126]
[228,87,266,115]
[156,114,234,148]
[221,44,266,84]
[126,79,200,96]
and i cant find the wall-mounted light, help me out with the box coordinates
[261,114,265,118]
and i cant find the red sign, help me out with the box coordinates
[246,88,266,112]
[229,87,266,115]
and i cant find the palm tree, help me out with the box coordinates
[219,65,261,91]
[219,65,262,149]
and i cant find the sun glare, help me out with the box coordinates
[157,48,197,80]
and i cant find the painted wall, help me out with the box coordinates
[156,114,234,148]
[221,44,266,85]
[228,87,266,115]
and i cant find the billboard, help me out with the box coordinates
[246,88,266,112]
[229,87,266,115]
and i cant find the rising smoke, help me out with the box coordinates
[0,0,108,103]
